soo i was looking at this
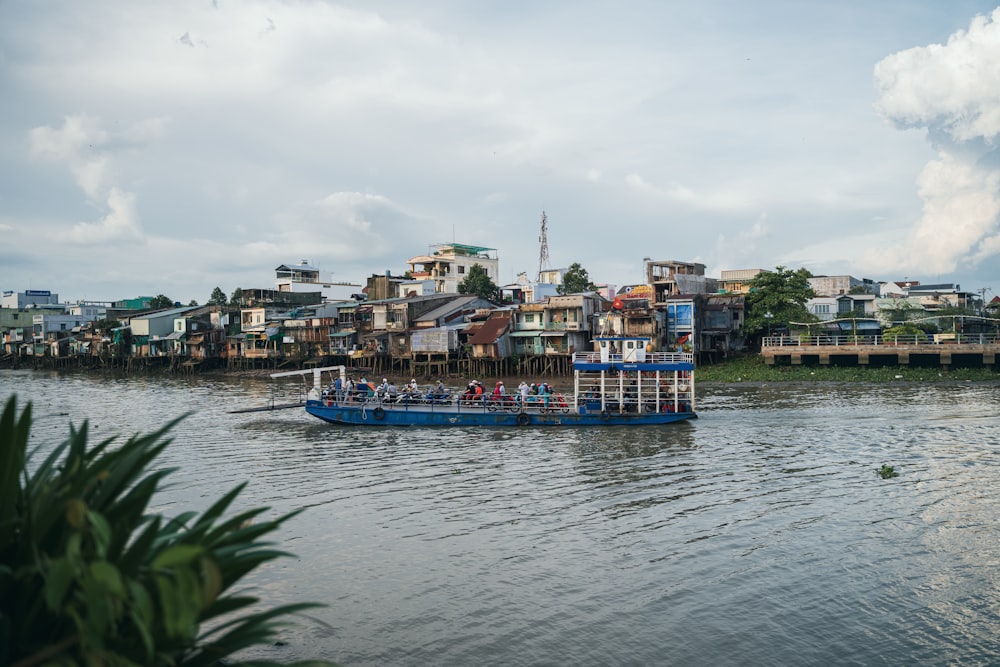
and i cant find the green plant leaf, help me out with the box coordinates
[152,544,204,570]
[87,510,112,559]
[1,400,336,666]
[88,561,125,598]
[43,556,77,611]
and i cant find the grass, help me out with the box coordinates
[696,354,1000,384]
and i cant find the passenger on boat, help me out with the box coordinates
[493,381,505,397]
[357,378,375,400]
[334,376,343,401]
[409,378,419,392]
[344,376,355,401]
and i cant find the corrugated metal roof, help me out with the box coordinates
[468,316,510,344]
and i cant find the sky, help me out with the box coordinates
[2,0,1000,305]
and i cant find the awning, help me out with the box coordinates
[329,331,355,338]
[541,331,566,337]
[165,331,185,340]
[509,331,540,337]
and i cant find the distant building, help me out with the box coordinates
[501,272,559,304]
[2,289,59,309]
[67,302,108,320]
[275,261,362,302]
[719,269,762,294]
[115,296,155,310]
[407,243,500,294]
[808,275,871,297]
[646,260,717,302]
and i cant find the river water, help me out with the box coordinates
[4,369,1000,666]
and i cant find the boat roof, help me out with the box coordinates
[592,336,652,341]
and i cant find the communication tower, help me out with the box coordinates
[537,210,550,282]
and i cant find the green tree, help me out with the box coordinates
[457,263,501,302]
[229,288,244,307]
[0,396,333,666]
[149,294,175,309]
[744,266,817,336]
[90,318,122,334]
[557,263,596,295]
[880,297,922,326]
[187,299,199,307]
[208,287,228,306]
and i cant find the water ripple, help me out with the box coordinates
[6,372,1000,665]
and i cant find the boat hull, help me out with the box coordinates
[304,399,696,427]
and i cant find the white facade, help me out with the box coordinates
[407,243,500,294]
[127,307,198,337]
[68,302,106,320]
[32,313,92,338]
[806,297,838,320]
[274,261,363,302]
[398,279,435,297]
[3,289,59,309]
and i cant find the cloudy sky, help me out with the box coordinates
[3,0,1000,304]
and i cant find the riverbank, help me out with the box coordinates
[6,355,999,386]
[697,354,1000,383]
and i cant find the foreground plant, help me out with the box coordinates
[0,395,333,666]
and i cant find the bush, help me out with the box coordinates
[0,395,333,666]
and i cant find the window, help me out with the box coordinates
[814,304,830,314]
[458,266,465,274]
[524,313,535,323]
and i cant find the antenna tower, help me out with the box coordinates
[537,210,550,281]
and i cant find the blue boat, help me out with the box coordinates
[272,335,696,427]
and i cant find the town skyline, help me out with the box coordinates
[3,256,994,308]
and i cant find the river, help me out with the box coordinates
[3,369,1000,666]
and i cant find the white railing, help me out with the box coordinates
[763,333,1000,347]
[572,351,694,364]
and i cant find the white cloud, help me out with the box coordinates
[874,7,1000,142]
[871,7,1000,277]
[68,188,144,244]
[3,1,1000,302]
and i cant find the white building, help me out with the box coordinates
[501,272,560,304]
[2,289,59,309]
[275,261,363,302]
[407,243,500,294]
[67,302,108,320]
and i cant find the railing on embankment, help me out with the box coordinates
[761,333,1000,367]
